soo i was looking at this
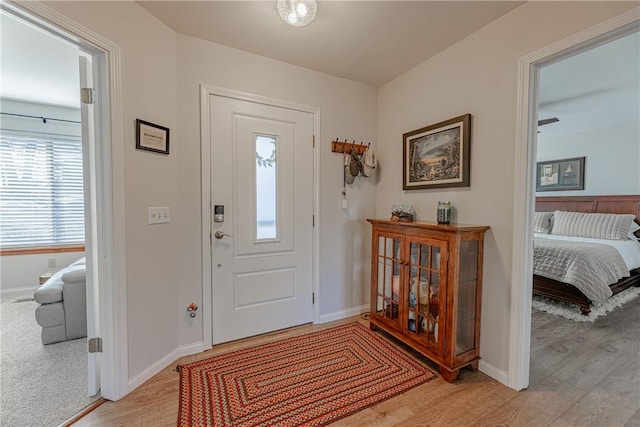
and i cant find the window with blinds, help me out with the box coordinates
[0,131,85,249]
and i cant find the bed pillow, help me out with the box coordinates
[630,221,640,240]
[533,212,553,234]
[551,210,635,240]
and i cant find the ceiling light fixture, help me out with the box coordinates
[277,0,317,27]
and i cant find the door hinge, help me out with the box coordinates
[312,214,315,227]
[312,292,315,304]
[210,231,212,243]
[88,337,103,353]
[81,87,95,105]
[312,135,315,148]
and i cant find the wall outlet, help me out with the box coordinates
[48,258,56,268]
[148,207,171,224]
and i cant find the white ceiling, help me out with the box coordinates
[1,1,638,137]
[1,11,81,108]
[137,1,523,87]
[537,31,640,137]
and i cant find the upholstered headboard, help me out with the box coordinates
[536,195,640,233]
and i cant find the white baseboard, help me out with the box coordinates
[0,286,39,297]
[479,359,509,386]
[123,318,509,395]
[318,304,369,324]
[127,304,368,393]
[127,341,205,392]
[317,305,513,387]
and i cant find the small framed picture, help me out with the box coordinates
[136,119,170,155]
[536,156,585,191]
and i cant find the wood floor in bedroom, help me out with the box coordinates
[72,296,640,427]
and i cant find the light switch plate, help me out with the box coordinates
[148,207,170,224]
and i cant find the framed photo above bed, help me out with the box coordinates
[536,156,585,192]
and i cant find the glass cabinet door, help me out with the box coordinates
[405,237,447,351]
[374,233,402,329]
[456,239,479,356]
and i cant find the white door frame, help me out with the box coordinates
[3,1,129,400]
[200,85,320,349]
[509,8,640,391]
[79,55,101,396]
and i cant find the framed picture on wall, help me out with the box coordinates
[136,119,170,155]
[403,114,471,190]
[536,156,585,191]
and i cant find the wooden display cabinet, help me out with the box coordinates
[367,219,489,382]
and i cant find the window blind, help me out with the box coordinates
[0,131,85,249]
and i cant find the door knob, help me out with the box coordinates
[214,231,232,239]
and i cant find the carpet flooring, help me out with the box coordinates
[177,322,435,426]
[532,286,640,322]
[0,290,98,427]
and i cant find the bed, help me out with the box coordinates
[533,195,640,315]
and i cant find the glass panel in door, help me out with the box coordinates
[406,238,445,350]
[376,234,401,327]
[255,135,277,240]
[456,240,479,355]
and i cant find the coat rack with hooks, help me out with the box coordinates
[331,138,369,156]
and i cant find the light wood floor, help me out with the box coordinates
[73,297,640,427]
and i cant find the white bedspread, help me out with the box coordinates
[534,234,640,270]
[533,234,639,303]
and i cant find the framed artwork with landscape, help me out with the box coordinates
[536,156,585,191]
[403,114,471,190]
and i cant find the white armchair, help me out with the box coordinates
[34,258,87,345]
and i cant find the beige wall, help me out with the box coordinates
[377,1,637,373]
[175,34,377,347]
[537,122,640,196]
[46,1,377,382]
[47,1,179,378]
[1,252,84,291]
[42,0,637,391]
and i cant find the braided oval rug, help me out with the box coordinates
[177,322,435,426]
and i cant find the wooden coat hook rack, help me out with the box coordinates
[331,138,369,156]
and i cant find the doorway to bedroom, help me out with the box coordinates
[0,9,103,426]
[528,27,640,393]
[514,15,640,395]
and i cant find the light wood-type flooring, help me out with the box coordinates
[73,296,640,427]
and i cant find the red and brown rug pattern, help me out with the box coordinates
[177,322,435,426]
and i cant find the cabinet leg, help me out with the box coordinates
[468,360,479,371]
[369,323,378,331]
[439,367,459,383]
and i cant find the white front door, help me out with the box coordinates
[210,94,314,345]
